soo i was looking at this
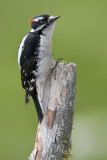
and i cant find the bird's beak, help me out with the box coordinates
[48,16,60,23]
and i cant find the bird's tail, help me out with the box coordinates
[31,89,43,123]
[25,90,30,104]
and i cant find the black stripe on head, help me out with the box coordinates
[31,15,50,30]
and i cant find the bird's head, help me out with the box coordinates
[30,14,60,35]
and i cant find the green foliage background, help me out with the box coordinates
[0,0,107,160]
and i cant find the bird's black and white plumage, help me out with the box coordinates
[18,14,60,123]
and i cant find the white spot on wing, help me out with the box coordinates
[30,79,35,83]
[32,70,36,74]
[24,81,26,84]
[29,87,33,91]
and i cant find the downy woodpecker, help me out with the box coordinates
[18,14,60,123]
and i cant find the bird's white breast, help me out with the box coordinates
[36,24,56,111]
[36,25,55,82]
[36,36,52,83]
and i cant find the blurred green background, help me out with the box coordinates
[0,0,107,160]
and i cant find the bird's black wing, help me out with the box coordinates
[19,32,43,122]
[20,32,40,103]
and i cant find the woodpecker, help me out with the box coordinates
[18,14,60,123]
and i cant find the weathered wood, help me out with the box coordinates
[28,61,76,160]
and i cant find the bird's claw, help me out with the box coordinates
[52,58,63,80]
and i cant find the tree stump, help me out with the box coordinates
[28,61,76,160]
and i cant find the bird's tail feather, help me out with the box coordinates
[31,89,43,123]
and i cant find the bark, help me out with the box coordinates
[28,61,76,160]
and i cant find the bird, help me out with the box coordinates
[18,14,60,123]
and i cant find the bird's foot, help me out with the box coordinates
[52,58,63,80]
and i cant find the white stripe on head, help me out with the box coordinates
[49,16,54,19]
[33,17,44,22]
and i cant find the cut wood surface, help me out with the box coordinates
[28,61,76,160]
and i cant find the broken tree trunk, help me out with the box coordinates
[28,61,76,160]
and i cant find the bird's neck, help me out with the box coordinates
[30,22,55,38]
[39,33,52,57]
